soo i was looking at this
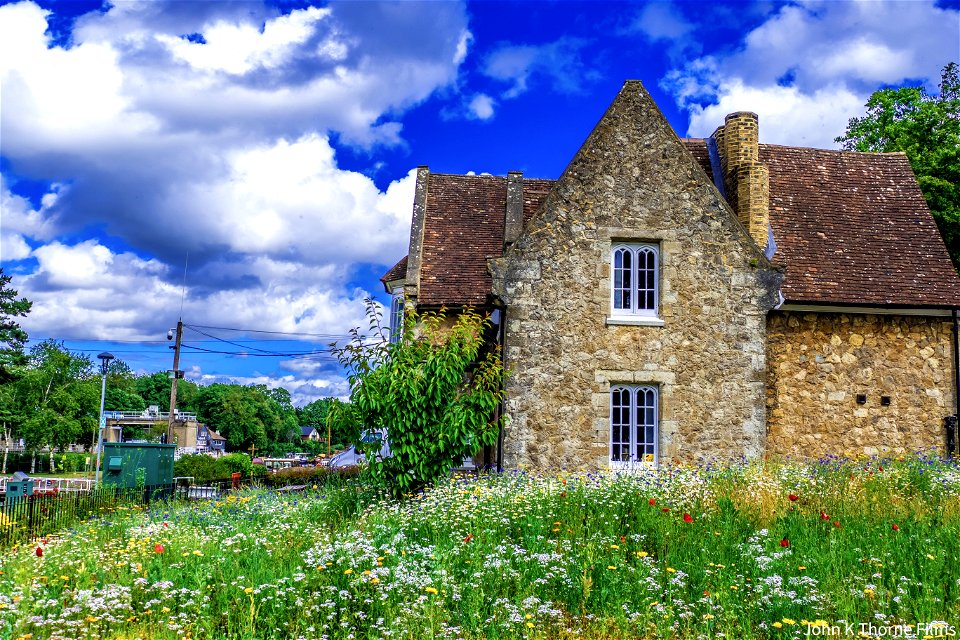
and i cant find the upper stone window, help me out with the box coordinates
[610,243,659,319]
[389,289,404,344]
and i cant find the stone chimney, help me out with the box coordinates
[713,112,769,250]
[504,170,524,248]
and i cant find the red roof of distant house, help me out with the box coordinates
[386,144,960,308]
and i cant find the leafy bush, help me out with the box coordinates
[219,453,252,476]
[260,464,360,488]
[332,302,505,497]
[173,454,231,484]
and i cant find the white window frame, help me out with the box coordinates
[609,384,659,470]
[388,289,404,344]
[610,243,660,320]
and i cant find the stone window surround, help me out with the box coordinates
[610,383,659,469]
[593,370,675,469]
[602,229,677,328]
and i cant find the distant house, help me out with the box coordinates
[301,426,321,442]
[383,80,960,471]
[198,425,226,456]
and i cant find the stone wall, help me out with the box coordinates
[490,81,782,472]
[767,311,956,458]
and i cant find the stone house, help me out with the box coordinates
[381,81,960,471]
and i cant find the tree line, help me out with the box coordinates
[0,339,353,456]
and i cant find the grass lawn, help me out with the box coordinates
[0,455,958,639]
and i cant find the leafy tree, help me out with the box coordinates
[0,268,32,383]
[298,397,357,449]
[134,371,199,413]
[333,301,505,497]
[15,341,99,450]
[836,62,960,266]
[105,360,146,413]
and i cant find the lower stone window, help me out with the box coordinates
[610,385,658,468]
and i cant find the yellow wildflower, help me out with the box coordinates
[425,586,438,595]
[244,588,253,594]
[772,622,783,629]
[783,618,796,625]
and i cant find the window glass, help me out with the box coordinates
[610,385,658,468]
[389,292,404,344]
[611,244,659,317]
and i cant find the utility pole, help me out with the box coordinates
[167,320,183,445]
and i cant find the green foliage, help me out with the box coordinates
[837,62,960,267]
[194,383,298,454]
[259,464,361,487]
[172,453,232,483]
[2,456,959,638]
[298,397,358,448]
[0,268,32,383]
[219,452,252,475]
[333,300,505,497]
[15,341,99,450]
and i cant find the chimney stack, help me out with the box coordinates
[713,112,769,250]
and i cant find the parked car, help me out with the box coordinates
[327,429,390,469]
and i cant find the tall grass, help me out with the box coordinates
[0,455,958,639]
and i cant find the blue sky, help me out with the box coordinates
[1,0,957,405]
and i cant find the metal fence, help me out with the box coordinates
[0,474,260,548]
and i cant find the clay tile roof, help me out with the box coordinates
[380,255,407,290]
[386,142,960,309]
[761,144,960,307]
[416,173,554,307]
[682,139,960,307]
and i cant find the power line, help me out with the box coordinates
[185,323,352,339]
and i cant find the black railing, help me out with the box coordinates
[0,468,359,548]
[0,476,260,548]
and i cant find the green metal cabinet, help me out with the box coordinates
[101,442,175,489]
[5,471,34,503]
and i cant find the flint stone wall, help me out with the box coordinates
[490,81,782,472]
[767,311,956,458]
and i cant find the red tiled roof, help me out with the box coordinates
[416,174,553,307]
[763,144,960,307]
[682,139,960,307]
[389,145,960,308]
[380,255,407,290]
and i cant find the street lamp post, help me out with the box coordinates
[94,351,114,484]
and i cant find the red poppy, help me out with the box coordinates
[703,590,710,597]
[788,494,799,502]
[560,491,567,498]
[620,536,626,543]
[878,466,884,472]
[820,512,830,520]
[561,478,567,485]
[833,521,840,528]
[154,544,164,554]
[892,523,900,532]
[162,522,169,528]
[35,546,43,557]
[683,513,693,523]
[463,534,473,543]
[648,498,656,506]
[661,507,670,513]
[779,538,789,548]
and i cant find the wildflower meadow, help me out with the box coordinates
[1,455,958,639]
